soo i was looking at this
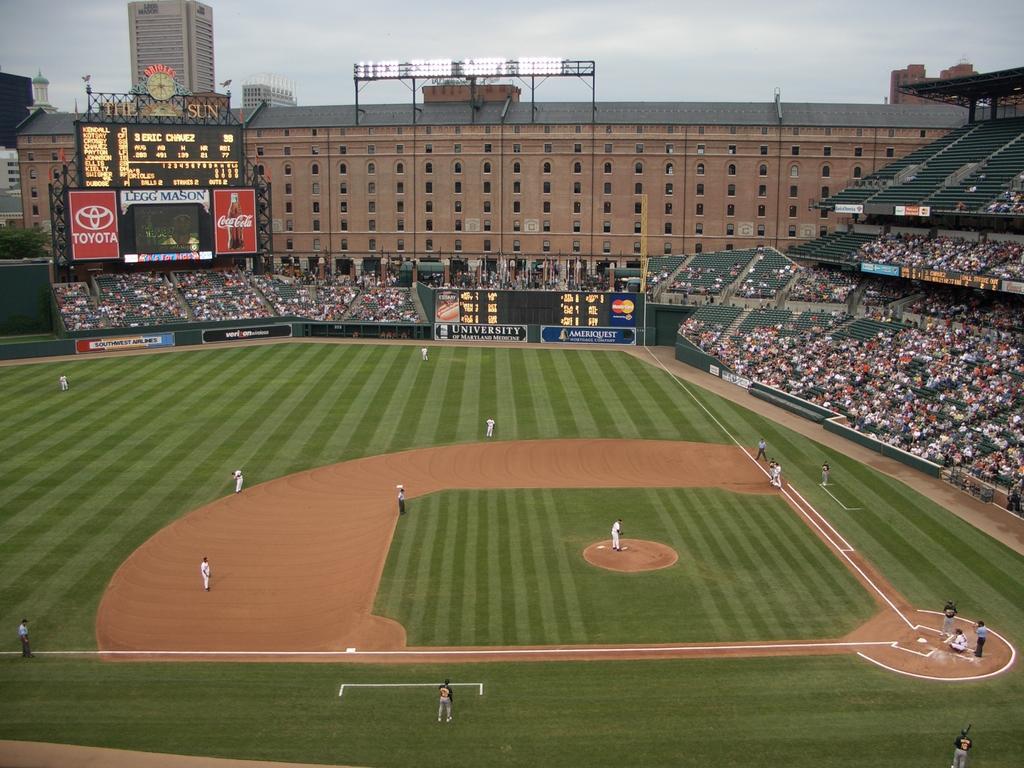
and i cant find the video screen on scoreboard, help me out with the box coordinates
[119,201,214,262]
[134,205,201,253]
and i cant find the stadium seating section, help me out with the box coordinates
[96,273,188,327]
[822,117,1024,213]
[177,270,273,322]
[667,249,760,296]
[53,283,103,331]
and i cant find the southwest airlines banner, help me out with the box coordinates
[75,333,174,354]
[540,326,636,345]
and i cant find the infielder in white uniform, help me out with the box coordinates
[421,347,429,361]
[770,461,782,488]
[200,557,211,591]
[233,469,243,493]
[611,519,622,551]
[485,418,495,438]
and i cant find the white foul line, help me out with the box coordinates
[644,348,915,630]
[818,483,862,511]
[339,682,484,697]
[0,640,897,659]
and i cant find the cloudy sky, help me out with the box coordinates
[3,0,1021,112]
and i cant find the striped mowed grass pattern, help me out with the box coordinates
[0,343,731,649]
[1,343,1024,768]
[376,487,875,646]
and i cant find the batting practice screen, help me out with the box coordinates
[435,290,638,327]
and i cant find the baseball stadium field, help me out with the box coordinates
[0,341,1022,767]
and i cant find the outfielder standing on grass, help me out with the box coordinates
[232,469,244,494]
[821,462,830,486]
[438,679,453,723]
[951,727,972,768]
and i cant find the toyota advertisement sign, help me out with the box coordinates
[68,191,119,260]
[213,189,257,255]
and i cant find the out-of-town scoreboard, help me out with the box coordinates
[435,290,638,327]
[78,123,242,188]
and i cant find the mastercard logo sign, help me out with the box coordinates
[611,299,635,316]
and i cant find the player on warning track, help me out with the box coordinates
[438,679,453,723]
[611,518,622,551]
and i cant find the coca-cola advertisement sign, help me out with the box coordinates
[213,188,257,255]
[68,191,120,260]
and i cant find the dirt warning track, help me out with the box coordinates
[95,439,1014,679]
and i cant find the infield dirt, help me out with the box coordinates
[96,438,1012,678]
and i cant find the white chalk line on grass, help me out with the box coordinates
[644,349,916,631]
[339,682,484,697]
[888,642,935,659]
[0,640,897,659]
[818,483,863,511]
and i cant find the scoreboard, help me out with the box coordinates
[78,123,242,188]
[435,290,638,327]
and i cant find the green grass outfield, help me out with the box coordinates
[375,488,874,645]
[0,342,1022,767]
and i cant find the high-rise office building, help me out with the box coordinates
[128,0,215,93]
[242,74,297,110]
[0,70,33,148]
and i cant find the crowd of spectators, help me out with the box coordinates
[904,289,1024,335]
[859,276,912,310]
[54,283,103,331]
[734,261,798,300]
[986,190,1024,215]
[316,276,361,321]
[251,275,320,318]
[668,258,748,296]
[787,267,859,304]
[177,270,273,322]
[348,287,422,323]
[96,273,187,328]
[685,307,1023,488]
[856,233,1024,279]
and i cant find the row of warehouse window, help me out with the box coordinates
[283,224,814,255]
[281,160,860,177]
[257,125,920,140]
[279,179,826,200]
[258,138,905,158]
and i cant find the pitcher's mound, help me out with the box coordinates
[583,539,678,572]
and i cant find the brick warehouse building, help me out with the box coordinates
[18,88,966,276]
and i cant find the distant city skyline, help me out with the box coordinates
[2,0,1021,112]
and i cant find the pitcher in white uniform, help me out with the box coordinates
[611,519,622,551]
